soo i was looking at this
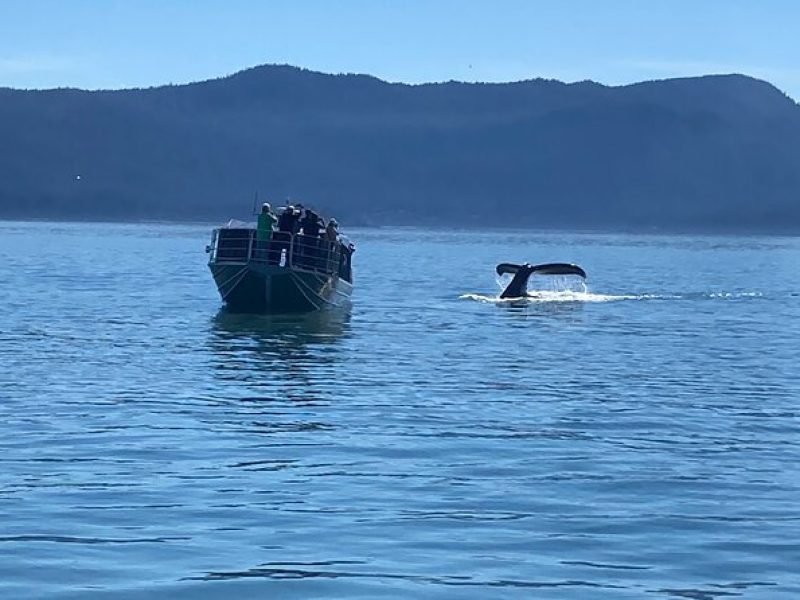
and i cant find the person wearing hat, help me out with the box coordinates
[277,205,296,233]
[322,218,340,274]
[325,218,339,243]
[257,202,277,263]
[276,205,302,266]
[257,203,277,241]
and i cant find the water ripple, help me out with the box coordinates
[1,222,799,598]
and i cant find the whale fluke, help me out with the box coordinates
[529,263,586,279]
[496,263,523,276]
[497,262,586,298]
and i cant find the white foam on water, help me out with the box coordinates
[464,273,646,304]
[464,272,765,305]
[460,290,764,304]
[460,291,642,304]
[706,291,764,299]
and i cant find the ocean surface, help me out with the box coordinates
[1,221,799,599]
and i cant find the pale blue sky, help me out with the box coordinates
[1,0,799,98]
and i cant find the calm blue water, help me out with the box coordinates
[1,221,799,599]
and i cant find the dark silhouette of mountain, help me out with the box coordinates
[1,64,799,231]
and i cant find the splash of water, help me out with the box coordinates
[460,291,640,304]
[461,273,764,304]
[476,272,632,303]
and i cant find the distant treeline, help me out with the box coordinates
[1,64,799,232]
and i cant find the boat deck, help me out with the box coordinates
[208,228,353,283]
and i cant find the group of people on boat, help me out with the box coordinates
[257,203,339,242]
[255,203,352,278]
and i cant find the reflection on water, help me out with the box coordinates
[211,307,352,345]
[495,296,586,321]
[208,308,352,403]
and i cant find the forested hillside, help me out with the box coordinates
[1,64,799,231]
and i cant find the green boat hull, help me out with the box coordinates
[210,262,353,314]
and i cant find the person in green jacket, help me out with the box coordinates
[257,203,278,262]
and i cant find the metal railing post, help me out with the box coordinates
[325,242,330,273]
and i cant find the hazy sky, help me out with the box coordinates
[2,0,799,98]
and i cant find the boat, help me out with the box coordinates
[206,216,354,313]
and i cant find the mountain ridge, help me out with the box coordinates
[1,64,799,232]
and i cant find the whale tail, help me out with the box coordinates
[497,262,587,298]
[496,263,523,277]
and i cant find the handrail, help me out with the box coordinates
[211,228,349,279]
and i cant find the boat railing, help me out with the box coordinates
[210,228,347,278]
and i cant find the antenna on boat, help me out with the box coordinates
[251,190,259,216]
